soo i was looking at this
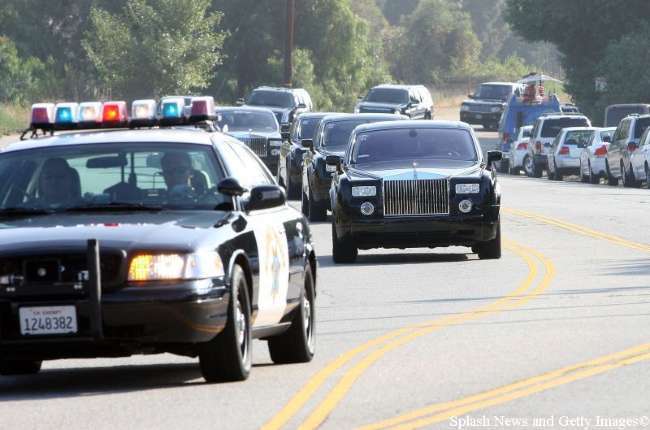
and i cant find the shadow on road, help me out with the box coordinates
[318,252,470,268]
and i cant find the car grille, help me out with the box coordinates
[468,105,494,113]
[239,136,268,158]
[383,179,449,216]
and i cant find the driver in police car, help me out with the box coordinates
[161,152,196,199]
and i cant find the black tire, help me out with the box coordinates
[0,360,42,376]
[331,222,357,263]
[554,161,563,181]
[645,164,650,186]
[531,161,543,178]
[606,161,619,186]
[523,155,534,177]
[622,161,640,188]
[199,265,252,383]
[268,262,316,364]
[508,164,520,175]
[424,111,432,120]
[308,188,327,222]
[285,163,301,200]
[579,160,589,183]
[477,219,501,259]
[588,161,599,184]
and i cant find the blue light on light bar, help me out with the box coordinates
[162,102,180,118]
[56,107,73,123]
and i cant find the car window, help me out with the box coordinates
[563,130,594,147]
[0,142,227,211]
[298,117,321,140]
[475,84,512,101]
[540,118,590,138]
[617,119,630,141]
[351,128,477,164]
[365,88,409,104]
[247,90,295,109]
[633,117,650,139]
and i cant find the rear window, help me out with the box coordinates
[606,106,649,127]
[634,117,650,139]
[541,118,590,138]
[563,130,594,148]
[298,117,321,140]
[365,88,409,104]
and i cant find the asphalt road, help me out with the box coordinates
[1,128,650,430]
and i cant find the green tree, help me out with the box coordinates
[0,37,48,104]
[83,0,225,99]
[377,0,420,26]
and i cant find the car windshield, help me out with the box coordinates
[217,110,278,133]
[541,118,589,138]
[606,106,649,127]
[352,128,477,164]
[247,91,295,108]
[322,119,372,149]
[563,130,594,147]
[298,117,322,140]
[365,88,409,104]
[475,85,512,101]
[634,117,650,139]
[0,142,231,212]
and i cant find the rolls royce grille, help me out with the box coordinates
[239,136,268,158]
[382,179,449,216]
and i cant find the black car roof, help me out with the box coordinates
[320,113,406,124]
[353,120,473,133]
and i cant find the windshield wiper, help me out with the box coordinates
[0,207,54,217]
[65,202,164,212]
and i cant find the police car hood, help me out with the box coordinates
[0,211,230,254]
[347,159,481,181]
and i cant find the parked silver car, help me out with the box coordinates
[508,125,532,174]
[547,127,597,181]
[628,127,650,187]
[579,127,615,184]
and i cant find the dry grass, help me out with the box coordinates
[0,104,29,135]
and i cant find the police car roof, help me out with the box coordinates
[354,120,472,133]
[3,128,219,154]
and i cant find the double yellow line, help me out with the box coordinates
[263,240,555,430]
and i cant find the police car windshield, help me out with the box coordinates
[217,110,279,133]
[322,120,370,149]
[0,142,231,213]
[475,85,511,101]
[247,91,295,108]
[365,88,409,104]
[352,128,478,164]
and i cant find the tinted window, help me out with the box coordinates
[217,110,278,133]
[365,88,409,104]
[322,120,371,149]
[606,106,649,127]
[229,143,274,186]
[600,129,614,141]
[522,127,532,138]
[352,128,477,164]
[298,117,321,140]
[563,130,594,147]
[634,117,650,139]
[475,85,512,101]
[247,90,295,109]
[540,118,590,138]
[0,143,227,211]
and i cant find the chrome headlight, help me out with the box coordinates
[455,183,480,194]
[269,138,283,147]
[128,252,224,282]
[460,105,470,112]
[352,185,377,197]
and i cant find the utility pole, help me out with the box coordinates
[284,0,295,87]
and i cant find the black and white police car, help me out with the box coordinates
[0,98,317,382]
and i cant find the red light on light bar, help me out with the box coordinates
[102,101,128,126]
[189,96,215,121]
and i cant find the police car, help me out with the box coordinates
[0,98,317,382]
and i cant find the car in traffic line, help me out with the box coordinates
[216,106,283,173]
[355,84,433,119]
[461,82,525,130]
[301,113,406,222]
[241,86,312,135]
[507,125,532,175]
[604,104,650,128]
[547,127,597,181]
[524,113,591,177]
[579,127,615,184]
[328,120,502,263]
[605,114,650,186]
[628,127,650,187]
[277,112,336,200]
[0,121,317,382]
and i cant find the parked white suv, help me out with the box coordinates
[605,114,650,186]
[524,113,591,178]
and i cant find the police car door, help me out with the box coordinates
[229,143,302,328]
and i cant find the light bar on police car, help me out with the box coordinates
[102,101,128,127]
[78,102,103,129]
[160,96,186,126]
[130,99,158,128]
[54,102,79,129]
[30,103,55,130]
[189,96,216,121]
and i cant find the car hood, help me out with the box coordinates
[227,130,281,139]
[0,211,231,254]
[358,101,402,111]
[347,159,481,180]
[462,99,506,106]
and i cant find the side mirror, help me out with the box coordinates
[236,98,245,106]
[297,103,307,109]
[246,184,286,211]
[301,139,313,149]
[217,177,247,197]
[486,151,503,165]
[325,155,342,172]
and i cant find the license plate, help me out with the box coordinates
[19,306,78,336]
[475,114,482,119]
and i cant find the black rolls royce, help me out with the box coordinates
[0,128,316,382]
[328,120,502,263]
[301,113,406,222]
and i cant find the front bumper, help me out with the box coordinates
[0,279,229,360]
[336,216,498,249]
[460,111,501,125]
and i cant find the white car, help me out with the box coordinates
[579,127,615,184]
[629,127,650,186]
[508,125,532,174]
[547,127,598,181]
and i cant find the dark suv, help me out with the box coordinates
[460,82,525,130]
[242,86,313,135]
[355,85,433,120]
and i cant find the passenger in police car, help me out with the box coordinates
[35,158,81,207]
